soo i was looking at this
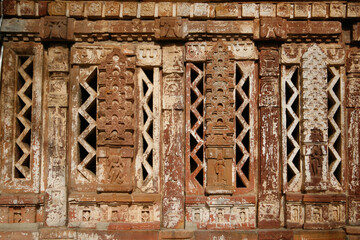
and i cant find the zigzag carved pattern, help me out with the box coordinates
[15,56,34,179]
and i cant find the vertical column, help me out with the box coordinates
[301,44,328,192]
[258,47,281,228]
[96,49,136,193]
[162,45,185,228]
[205,42,234,195]
[347,48,360,225]
[45,45,69,226]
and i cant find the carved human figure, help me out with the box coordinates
[215,152,226,184]
[107,156,124,184]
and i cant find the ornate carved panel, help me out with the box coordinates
[281,43,345,193]
[185,40,257,230]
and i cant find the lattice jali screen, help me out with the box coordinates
[71,66,98,191]
[185,43,257,196]
[0,43,43,193]
[136,67,160,193]
[281,43,345,193]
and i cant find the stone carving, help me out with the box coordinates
[347,48,360,73]
[186,42,207,62]
[97,49,135,146]
[155,17,184,39]
[228,41,257,60]
[260,18,286,40]
[186,203,256,229]
[0,2,359,238]
[163,46,184,73]
[260,49,279,77]
[48,45,69,72]
[301,44,328,191]
[186,62,205,195]
[1,43,43,193]
[260,79,278,107]
[234,61,256,193]
[135,67,160,193]
[327,66,343,191]
[162,45,185,229]
[71,45,114,65]
[43,16,67,40]
[205,42,234,194]
[259,107,281,228]
[136,45,161,66]
[348,110,360,195]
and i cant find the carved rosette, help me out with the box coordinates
[97,49,136,192]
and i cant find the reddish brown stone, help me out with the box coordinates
[258,230,293,240]
[260,18,287,40]
[260,49,279,77]
[3,0,16,16]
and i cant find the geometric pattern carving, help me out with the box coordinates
[76,67,97,183]
[282,44,345,193]
[97,49,135,146]
[301,44,328,144]
[327,66,343,191]
[301,44,328,191]
[282,65,301,192]
[205,41,234,194]
[234,61,256,194]
[136,67,160,193]
[97,49,136,192]
[186,62,205,195]
[15,56,34,179]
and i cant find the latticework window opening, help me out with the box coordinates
[235,63,250,189]
[282,65,301,192]
[14,55,34,179]
[136,67,160,193]
[233,61,256,194]
[327,66,344,191]
[186,62,205,195]
[77,67,97,182]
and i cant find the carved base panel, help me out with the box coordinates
[286,194,346,230]
[68,194,161,230]
[185,196,256,230]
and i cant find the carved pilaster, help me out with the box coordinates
[162,45,185,228]
[258,48,281,229]
[45,45,69,227]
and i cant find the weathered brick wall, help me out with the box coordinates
[0,1,360,239]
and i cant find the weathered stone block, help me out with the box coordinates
[242,3,259,18]
[294,3,310,18]
[141,2,155,17]
[215,3,239,18]
[48,2,66,16]
[123,2,137,17]
[260,3,276,17]
[104,2,120,17]
[158,2,173,17]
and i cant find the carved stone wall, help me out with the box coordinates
[0,1,359,239]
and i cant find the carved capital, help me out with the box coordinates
[42,16,68,40]
[155,17,185,40]
[260,17,287,40]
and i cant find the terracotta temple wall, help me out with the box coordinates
[0,0,360,239]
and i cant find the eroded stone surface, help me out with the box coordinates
[0,1,358,238]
